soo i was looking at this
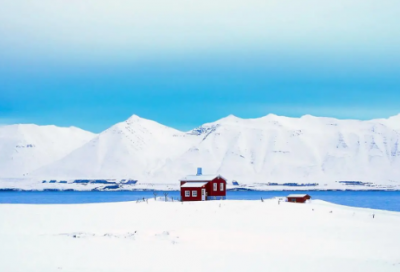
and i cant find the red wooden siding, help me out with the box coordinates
[180,187,206,202]
[206,177,226,197]
[287,195,311,203]
[180,176,227,201]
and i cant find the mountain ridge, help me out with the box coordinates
[1,114,400,187]
[0,124,95,178]
[28,114,400,187]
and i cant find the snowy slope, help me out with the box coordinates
[153,114,400,185]
[1,200,400,272]
[31,115,201,179]
[375,114,400,131]
[5,114,400,188]
[0,124,95,178]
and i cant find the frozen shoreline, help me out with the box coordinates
[1,180,399,192]
[2,176,400,192]
[2,188,400,192]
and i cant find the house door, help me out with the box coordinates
[201,189,206,201]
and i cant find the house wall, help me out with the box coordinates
[287,197,308,203]
[206,177,227,197]
[181,187,203,201]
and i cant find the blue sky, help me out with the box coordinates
[1,0,400,132]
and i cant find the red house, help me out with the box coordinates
[180,168,227,202]
[287,194,311,203]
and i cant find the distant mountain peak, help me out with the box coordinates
[225,114,239,119]
[126,114,142,122]
[0,124,95,178]
[263,113,278,118]
[214,114,242,124]
[2,114,400,187]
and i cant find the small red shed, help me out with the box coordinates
[287,194,311,203]
[180,168,227,202]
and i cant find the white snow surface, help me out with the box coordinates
[287,194,310,198]
[0,124,95,178]
[0,200,399,272]
[181,175,222,181]
[1,114,400,189]
[181,181,208,188]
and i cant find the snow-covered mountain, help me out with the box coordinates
[376,114,400,131]
[2,114,400,188]
[153,114,400,185]
[0,124,95,178]
[31,115,201,180]
[25,114,400,187]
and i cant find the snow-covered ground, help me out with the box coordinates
[1,199,399,272]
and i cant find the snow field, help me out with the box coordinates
[1,199,400,272]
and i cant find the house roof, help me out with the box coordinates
[181,182,208,188]
[287,194,310,198]
[180,175,226,182]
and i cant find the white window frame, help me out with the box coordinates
[185,190,190,197]
[220,183,224,191]
[213,183,217,191]
[192,190,197,197]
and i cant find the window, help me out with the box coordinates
[213,183,217,191]
[220,183,224,191]
[185,190,190,197]
[192,190,197,197]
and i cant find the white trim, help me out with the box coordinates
[192,190,197,197]
[201,189,206,201]
[213,183,217,191]
[185,190,190,197]
[220,183,224,191]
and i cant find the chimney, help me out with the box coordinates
[196,167,202,176]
